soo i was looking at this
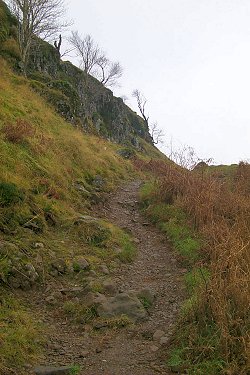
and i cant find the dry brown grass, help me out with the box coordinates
[135,158,250,373]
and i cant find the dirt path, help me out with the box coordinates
[27,180,185,375]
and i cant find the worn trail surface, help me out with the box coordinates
[28,181,185,375]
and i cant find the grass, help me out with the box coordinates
[138,159,250,374]
[141,182,201,264]
[0,58,141,372]
[0,290,43,374]
[69,365,81,375]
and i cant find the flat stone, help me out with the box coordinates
[34,366,72,374]
[150,345,159,352]
[96,292,147,322]
[153,330,165,342]
[160,336,169,345]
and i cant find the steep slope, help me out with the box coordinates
[0,53,167,374]
[0,0,152,147]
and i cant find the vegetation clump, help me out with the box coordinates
[138,159,250,374]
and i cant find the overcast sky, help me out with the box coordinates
[66,0,250,165]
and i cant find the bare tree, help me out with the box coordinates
[69,31,123,86]
[132,89,149,126]
[69,32,104,74]
[97,59,123,87]
[150,122,164,145]
[7,0,71,73]
[132,89,164,145]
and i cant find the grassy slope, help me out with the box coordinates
[0,58,167,373]
[138,160,250,375]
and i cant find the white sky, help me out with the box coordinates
[65,0,250,165]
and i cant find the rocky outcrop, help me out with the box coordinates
[27,40,152,147]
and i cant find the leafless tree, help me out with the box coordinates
[97,59,123,87]
[167,143,213,170]
[150,122,164,145]
[7,0,71,73]
[132,89,149,126]
[69,31,123,87]
[69,32,104,74]
[132,89,164,145]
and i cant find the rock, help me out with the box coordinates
[133,238,140,244]
[74,183,91,196]
[137,287,155,305]
[92,175,106,191]
[103,280,117,296]
[34,366,72,374]
[78,350,89,358]
[8,263,39,290]
[83,292,106,308]
[96,292,147,322]
[150,345,159,352]
[34,242,45,249]
[51,259,67,274]
[159,336,169,345]
[153,330,165,342]
[73,256,89,271]
[98,264,109,275]
[45,291,62,305]
[94,322,108,330]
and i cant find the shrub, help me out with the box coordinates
[2,119,35,144]
[0,182,23,206]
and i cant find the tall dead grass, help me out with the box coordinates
[135,158,250,373]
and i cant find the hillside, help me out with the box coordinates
[0,2,249,375]
[0,33,167,375]
[0,0,152,147]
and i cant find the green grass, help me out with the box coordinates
[139,182,226,374]
[0,291,42,373]
[184,267,210,294]
[69,364,81,375]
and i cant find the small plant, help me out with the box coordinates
[139,296,152,310]
[117,235,136,263]
[94,314,132,329]
[70,364,81,375]
[0,182,23,206]
[63,301,97,323]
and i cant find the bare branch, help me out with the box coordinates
[150,122,165,145]
[132,89,164,145]
[7,0,72,73]
[69,31,123,86]
[132,89,149,126]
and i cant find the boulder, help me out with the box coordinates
[103,279,117,296]
[73,256,89,271]
[50,259,67,275]
[96,292,147,322]
[8,263,39,290]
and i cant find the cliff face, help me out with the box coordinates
[26,40,152,147]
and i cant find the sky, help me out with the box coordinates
[65,0,250,165]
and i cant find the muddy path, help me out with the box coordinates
[27,180,186,375]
